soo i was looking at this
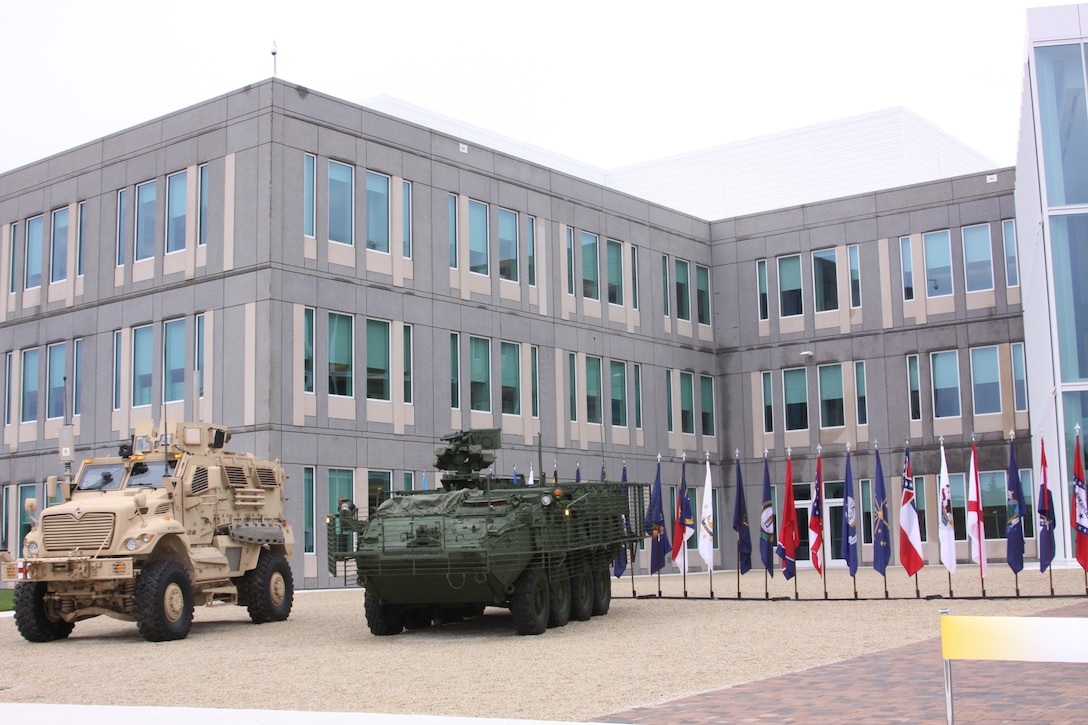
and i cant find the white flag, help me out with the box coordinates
[527,465,535,487]
[937,440,957,573]
[966,443,988,575]
[698,460,715,569]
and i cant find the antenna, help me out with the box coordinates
[271,41,278,77]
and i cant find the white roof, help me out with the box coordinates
[363,98,996,221]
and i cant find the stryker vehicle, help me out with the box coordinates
[2,420,295,642]
[327,428,647,636]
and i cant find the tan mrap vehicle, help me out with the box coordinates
[1,420,295,642]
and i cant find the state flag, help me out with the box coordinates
[1038,440,1056,574]
[759,456,776,577]
[644,459,670,574]
[809,452,824,575]
[937,440,956,574]
[899,445,925,577]
[872,449,892,576]
[840,451,858,577]
[1006,439,1027,574]
[1073,433,1088,571]
[733,458,753,575]
[698,459,715,570]
[966,442,988,575]
[775,455,798,580]
[671,459,695,571]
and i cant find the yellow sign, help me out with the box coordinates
[941,615,1088,664]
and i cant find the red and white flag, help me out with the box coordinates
[809,452,825,575]
[1074,433,1088,571]
[966,442,988,575]
[899,445,924,576]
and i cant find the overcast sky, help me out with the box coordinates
[0,0,1052,175]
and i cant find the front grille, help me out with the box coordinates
[256,467,278,487]
[42,512,115,551]
[191,467,209,494]
[224,466,248,487]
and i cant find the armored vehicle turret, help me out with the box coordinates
[2,420,295,642]
[328,429,646,635]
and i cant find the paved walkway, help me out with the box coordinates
[593,601,1088,725]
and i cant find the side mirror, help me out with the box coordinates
[134,492,148,515]
[46,475,58,501]
[24,498,38,515]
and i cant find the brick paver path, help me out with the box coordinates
[594,601,1088,725]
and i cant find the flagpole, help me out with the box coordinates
[818,445,827,601]
[628,543,636,598]
[736,537,742,599]
[913,572,919,599]
[971,436,986,599]
[947,571,953,599]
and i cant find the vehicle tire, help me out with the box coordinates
[404,608,434,630]
[592,565,612,616]
[510,566,549,635]
[364,591,404,636]
[241,550,294,624]
[547,568,571,628]
[13,581,74,642]
[569,561,593,622]
[134,560,194,642]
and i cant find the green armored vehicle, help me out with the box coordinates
[327,429,646,635]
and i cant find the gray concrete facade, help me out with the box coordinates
[1,79,1029,586]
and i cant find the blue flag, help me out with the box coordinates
[613,465,628,578]
[643,460,670,574]
[872,449,891,576]
[512,466,519,486]
[1006,439,1027,574]
[840,451,859,576]
[759,456,776,577]
[1038,440,1056,573]
[575,463,581,484]
[732,458,752,574]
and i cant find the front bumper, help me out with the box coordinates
[1,556,136,583]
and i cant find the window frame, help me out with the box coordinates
[46,341,65,420]
[585,355,603,425]
[20,348,38,423]
[303,154,316,239]
[328,160,354,247]
[783,367,808,431]
[1002,219,1019,288]
[610,360,627,428]
[25,215,43,290]
[907,354,922,421]
[854,360,868,426]
[817,363,845,429]
[163,318,186,404]
[115,191,127,267]
[131,324,153,408]
[468,199,489,276]
[762,370,773,433]
[197,164,209,247]
[364,170,391,253]
[696,264,711,325]
[365,318,391,402]
[674,259,690,321]
[930,349,961,419]
[962,223,994,293]
[606,239,624,306]
[582,231,599,300]
[165,170,187,255]
[812,248,839,313]
[498,208,519,282]
[679,371,695,434]
[757,259,769,320]
[327,312,354,398]
[500,341,521,415]
[134,180,156,262]
[469,336,491,412]
[923,229,954,298]
[969,345,1001,416]
[49,206,68,284]
[700,374,715,437]
[1011,342,1027,412]
[402,179,412,258]
[778,254,803,317]
[848,244,861,308]
[450,332,460,409]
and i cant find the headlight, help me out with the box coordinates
[541,494,553,506]
[125,538,138,552]
[26,541,39,555]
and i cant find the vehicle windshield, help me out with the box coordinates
[126,460,172,488]
[76,463,127,491]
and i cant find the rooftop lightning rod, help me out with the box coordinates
[271,42,278,77]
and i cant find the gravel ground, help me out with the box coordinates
[0,565,1084,722]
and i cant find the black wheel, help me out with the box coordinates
[404,608,434,630]
[547,569,571,628]
[510,567,549,635]
[591,565,612,616]
[13,581,74,642]
[241,551,294,623]
[569,561,593,622]
[134,560,194,642]
[364,591,404,636]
